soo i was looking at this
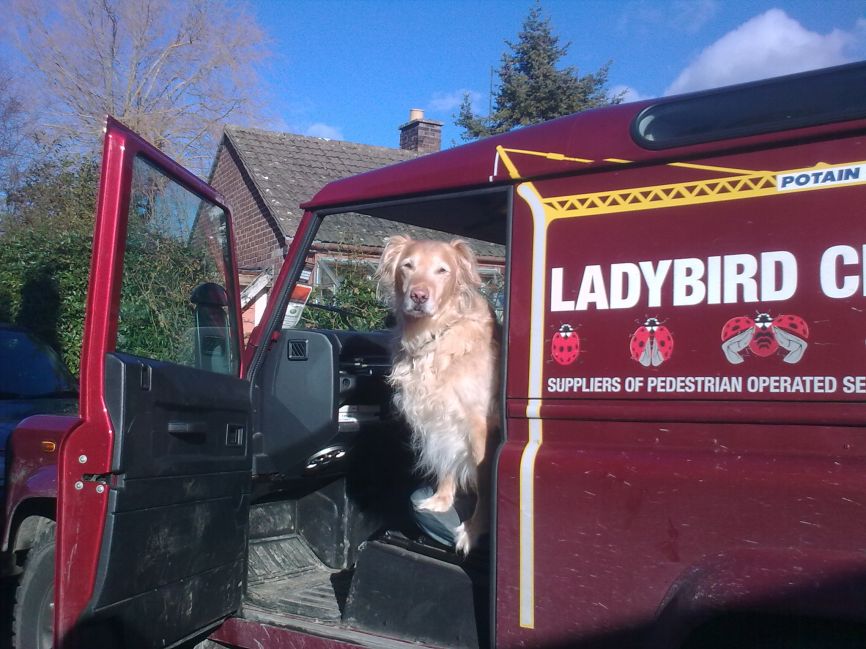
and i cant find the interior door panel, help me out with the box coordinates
[75,354,250,647]
[57,117,250,648]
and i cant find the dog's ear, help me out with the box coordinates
[451,239,482,289]
[376,235,411,304]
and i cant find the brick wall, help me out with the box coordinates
[210,143,285,274]
[399,117,442,155]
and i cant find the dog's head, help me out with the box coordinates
[376,236,482,320]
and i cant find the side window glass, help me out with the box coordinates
[290,211,505,332]
[301,255,388,331]
[117,156,239,375]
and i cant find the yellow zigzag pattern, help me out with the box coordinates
[495,145,865,222]
[544,172,778,219]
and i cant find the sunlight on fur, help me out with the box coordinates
[376,236,501,554]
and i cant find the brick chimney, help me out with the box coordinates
[399,108,442,154]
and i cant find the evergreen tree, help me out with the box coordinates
[456,2,621,141]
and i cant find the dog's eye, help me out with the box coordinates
[401,260,414,270]
[435,267,449,275]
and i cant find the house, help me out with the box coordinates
[209,110,504,335]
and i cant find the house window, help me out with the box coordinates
[306,254,504,330]
[314,257,378,293]
[478,266,505,320]
[303,256,387,331]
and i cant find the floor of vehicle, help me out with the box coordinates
[241,529,487,649]
[245,534,349,622]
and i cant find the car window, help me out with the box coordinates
[116,156,240,375]
[0,329,77,398]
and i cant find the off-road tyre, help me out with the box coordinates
[12,521,55,649]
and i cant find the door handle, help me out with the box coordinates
[167,421,207,435]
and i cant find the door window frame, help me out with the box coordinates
[56,117,243,646]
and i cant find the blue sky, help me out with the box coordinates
[251,0,866,149]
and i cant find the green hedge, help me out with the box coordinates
[0,157,97,375]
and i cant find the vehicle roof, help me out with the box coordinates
[302,61,866,213]
[302,99,644,211]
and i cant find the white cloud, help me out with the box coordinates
[304,122,344,140]
[666,9,861,95]
[428,89,483,114]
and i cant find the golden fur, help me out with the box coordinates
[376,236,500,554]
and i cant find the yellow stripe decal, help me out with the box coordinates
[504,147,866,630]
[517,183,550,628]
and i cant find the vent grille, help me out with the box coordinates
[288,339,308,361]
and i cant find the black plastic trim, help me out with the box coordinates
[632,61,866,150]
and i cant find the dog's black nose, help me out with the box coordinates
[410,288,429,304]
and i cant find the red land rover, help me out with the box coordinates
[5,61,866,649]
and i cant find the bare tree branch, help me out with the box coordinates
[0,63,34,187]
[7,0,270,173]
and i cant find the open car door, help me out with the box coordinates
[55,117,250,648]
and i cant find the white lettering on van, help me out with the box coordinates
[609,263,641,309]
[723,254,758,303]
[575,265,608,310]
[550,250,798,311]
[820,245,861,298]
[639,260,671,308]
[778,164,865,192]
[761,251,798,301]
[550,267,575,310]
[672,258,705,306]
[550,246,800,311]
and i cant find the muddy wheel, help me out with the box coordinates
[12,521,55,649]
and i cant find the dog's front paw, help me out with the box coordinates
[454,523,471,555]
[416,492,454,513]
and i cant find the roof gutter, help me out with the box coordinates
[309,241,504,264]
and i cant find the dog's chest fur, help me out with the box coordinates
[387,303,498,487]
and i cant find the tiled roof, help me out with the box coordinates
[221,126,504,257]
[223,125,416,242]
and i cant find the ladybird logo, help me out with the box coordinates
[720,313,809,364]
[551,324,580,365]
[630,318,674,367]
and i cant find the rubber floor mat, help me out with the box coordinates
[246,534,349,622]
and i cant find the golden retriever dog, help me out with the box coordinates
[377,236,500,554]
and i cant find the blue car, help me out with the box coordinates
[0,325,78,490]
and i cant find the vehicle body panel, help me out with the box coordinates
[3,415,79,549]
[20,61,866,648]
[494,108,866,644]
[54,117,248,648]
[303,64,865,212]
[0,324,78,495]
[1,403,76,489]
[258,63,866,647]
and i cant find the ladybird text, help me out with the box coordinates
[551,244,866,311]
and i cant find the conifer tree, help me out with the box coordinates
[457,2,620,140]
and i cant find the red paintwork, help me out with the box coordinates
[493,118,866,645]
[3,415,79,549]
[40,62,866,649]
[54,117,243,648]
[302,109,860,215]
[291,68,866,646]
